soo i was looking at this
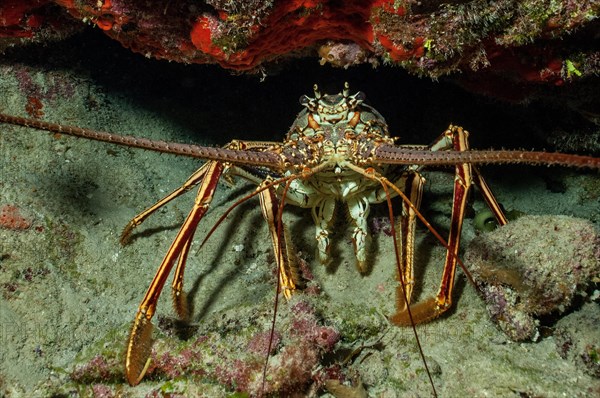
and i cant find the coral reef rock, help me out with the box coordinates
[60,296,343,396]
[554,302,600,378]
[1,1,599,90]
[465,215,600,342]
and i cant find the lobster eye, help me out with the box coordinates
[347,91,366,109]
[299,95,310,106]
[300,95,318,112]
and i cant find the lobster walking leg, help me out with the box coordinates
[120,163,211,244]
[258,179,303,299]
[119,138,283,245]
[125,161,224,386]
[391,125,507,324]
[390,171,425,314]
[471,164,508,226]
[312,198,336,266]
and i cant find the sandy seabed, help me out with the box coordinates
[0,31,599,397]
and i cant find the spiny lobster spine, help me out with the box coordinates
[373,146,600,169]
[0,113,282,167]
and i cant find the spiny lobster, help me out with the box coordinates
[0,83,598,394]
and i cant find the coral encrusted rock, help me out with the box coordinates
[464,215,600,342]
[1,1,599,88]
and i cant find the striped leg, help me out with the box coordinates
[120,163,210,245]
[391,171,425,313]
[258,180,303,299]
[119,139,283,245]
[391,125,507,324]
[125,161,224,386]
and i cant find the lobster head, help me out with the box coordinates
[299,82,366,125]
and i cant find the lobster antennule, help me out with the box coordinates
[0,113,283,168]
[373,145,600,170]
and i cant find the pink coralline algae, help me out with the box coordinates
[71,355,121,383]
[91,384,115,398]
[207,299,341,394]
[247,330,281,356]
[68,297,341,395]
[465,215,600,342]
[290,301,340,352]
[554,303,600,378]
[0,204,32,231]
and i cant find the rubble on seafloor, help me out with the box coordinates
[464,215,600,342]
[42,295,383,397]
[554,302,600,378]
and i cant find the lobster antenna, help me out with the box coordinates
[0,113,282,168]
[380,179,438,397]
[197,175,295,250]
[261,175,296,395]
[373,142,600,169]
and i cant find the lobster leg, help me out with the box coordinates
[170,225,195,321]
[392,171,425,312]
[471,164,508,226]
[120,163,211,244]
[391,125,507,324]
[258,180,303,299]
[125,161,224,386]
[426,126,507,226]
[119,139,283,245]
[312,198,336,266]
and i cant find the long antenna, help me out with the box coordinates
[373,144,600,169]
[0,113,282,168]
